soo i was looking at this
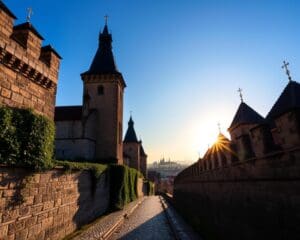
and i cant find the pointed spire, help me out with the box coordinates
[229,102,264,131]
[124,116,138,143]
[82,16,119,75]
[267,80,300,119]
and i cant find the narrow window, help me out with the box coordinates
[98,85,104,95]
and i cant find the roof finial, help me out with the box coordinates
[104,15,109,25]
[238,88,243,102]
[217,122,221,134]
[282,60,293,82]
[26,7,33,23]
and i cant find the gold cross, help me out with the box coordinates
[237,88,243,102]
[282,60,293,82]
[104,15,109,25]
[27,7,33,23]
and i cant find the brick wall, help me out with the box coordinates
[0,3,61,120]
[173,148,300,240]
[0,167,110,240]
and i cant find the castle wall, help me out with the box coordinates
[0,167,110,240]
[174,148,300,240]
[0,6,60,120]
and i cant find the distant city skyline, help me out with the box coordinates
[7,0,300,163]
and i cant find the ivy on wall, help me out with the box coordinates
[0,107,55,170]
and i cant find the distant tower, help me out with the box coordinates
[81,21,126,164]
[123,116,140,170]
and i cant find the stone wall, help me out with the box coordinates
[173,148,300,240]
[0,167,110,240]
[0,3,61,119]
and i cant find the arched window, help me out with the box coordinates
[98,85,104,95]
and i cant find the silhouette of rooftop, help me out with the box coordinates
[229,102,265,130]
[124,117,139,143]
[267,80,300,119]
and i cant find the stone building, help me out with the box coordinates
[0,2,61,119]
[123,116,148,177]
[55,23,126,164]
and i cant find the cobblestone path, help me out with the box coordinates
[109,196,175,240]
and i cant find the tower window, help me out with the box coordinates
[98,85,104,95]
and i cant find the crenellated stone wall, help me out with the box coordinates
[174,147,300,240]
[0,167,110,240]
[0,3,61,119]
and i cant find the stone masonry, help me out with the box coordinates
[0,167,110,240]
[0,2,61,119]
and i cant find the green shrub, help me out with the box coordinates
[109,165,141,210]
[0,107,54,170]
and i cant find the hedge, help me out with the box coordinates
[109,165,142,210]
[0,107,55,170]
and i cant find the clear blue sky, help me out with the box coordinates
[7,0,300,163]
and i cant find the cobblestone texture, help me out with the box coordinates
[72,198,145,240]
[109,196,175,240]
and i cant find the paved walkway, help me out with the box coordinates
[109,196,175,240]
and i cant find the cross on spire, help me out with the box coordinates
[104,15,109,25]
[238,88,243,102]
[282,60,293,82]
[26,7,33,23]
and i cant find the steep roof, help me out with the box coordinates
[124,117,139,143]
[229,102,264,130]
[0,1,17,19]
[54,106,82,121]
[13,22,44,40]
[82,24,120,75]
[267,81,300,119]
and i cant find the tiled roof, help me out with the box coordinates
[82,24,120,75]
[229,102,264,130]
[13,22,44,40]
[124,117,139,143]
[267,81,300,119]
[0,1,17,19]
[54,106,82,121]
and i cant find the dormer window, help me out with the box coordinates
[98,85,104,95]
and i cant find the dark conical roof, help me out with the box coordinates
[82,24,119,75]
[0,1,17,19]
[124,117,139,143]
[267,81,300,119]
[229,102,264,130]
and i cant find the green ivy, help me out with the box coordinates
[109,165,142,210]
[0,107,54,170]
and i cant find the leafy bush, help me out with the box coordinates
[109,165,142,210]
[0,107,54,170]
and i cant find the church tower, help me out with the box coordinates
[81,21,126,164]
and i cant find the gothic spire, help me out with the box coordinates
[82,18,119,75]
[124,116,139,143]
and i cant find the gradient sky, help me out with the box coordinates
[6,0,300,163]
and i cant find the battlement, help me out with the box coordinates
[0,2,61,119]
[175,80,300,184]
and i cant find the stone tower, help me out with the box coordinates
[123,116,140,170]
[80,23,126,164]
